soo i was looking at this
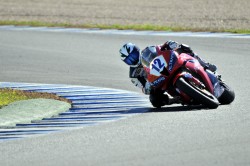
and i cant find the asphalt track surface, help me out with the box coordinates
[0,28,250,166]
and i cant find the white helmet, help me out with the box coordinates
[119,43,141,67]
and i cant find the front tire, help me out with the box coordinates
[176,77,219,109]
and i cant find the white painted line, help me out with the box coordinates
[0,25,249,38]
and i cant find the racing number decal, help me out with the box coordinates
[152,59,164,72]
[150,55,167,76]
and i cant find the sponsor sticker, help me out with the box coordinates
[168,52,177,72]
[151,76,166,87]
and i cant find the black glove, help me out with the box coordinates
[161,40,179,51]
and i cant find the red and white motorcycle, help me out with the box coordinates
[141,46,235,109]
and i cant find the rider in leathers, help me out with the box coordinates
[119,41,220,108]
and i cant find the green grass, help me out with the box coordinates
[0,89,30,108]
[0,20,250,34]
[0,88,71,109]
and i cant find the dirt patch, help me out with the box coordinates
[0,0,249,31]
[0,88,71,108]
[16,90,71,103]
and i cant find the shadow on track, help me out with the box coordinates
[146,105,206,113]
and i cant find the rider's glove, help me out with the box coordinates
[161,40,179,51]
[142,81,151,95]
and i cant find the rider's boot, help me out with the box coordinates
[193,54,217,72]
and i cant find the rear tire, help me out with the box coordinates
[176,77,219,109]
[218,82,235,104]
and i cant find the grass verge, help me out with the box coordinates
[0,20,250,34]
[0,88,71,109]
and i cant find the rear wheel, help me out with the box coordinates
[218,82,235,104]
[176,77,219,109]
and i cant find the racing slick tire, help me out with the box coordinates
[218,82,235,104]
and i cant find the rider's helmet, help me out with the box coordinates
[141,46,158,68]
[119,43,141,67]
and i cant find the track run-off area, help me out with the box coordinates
[0,82,150,140]
[0,26,250,166]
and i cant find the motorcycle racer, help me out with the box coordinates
[119,41,219,107]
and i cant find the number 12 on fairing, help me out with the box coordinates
[150,55,168,76]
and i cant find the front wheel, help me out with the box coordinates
[176,77,219,109]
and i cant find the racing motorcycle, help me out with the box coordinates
[141,46,235,109]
